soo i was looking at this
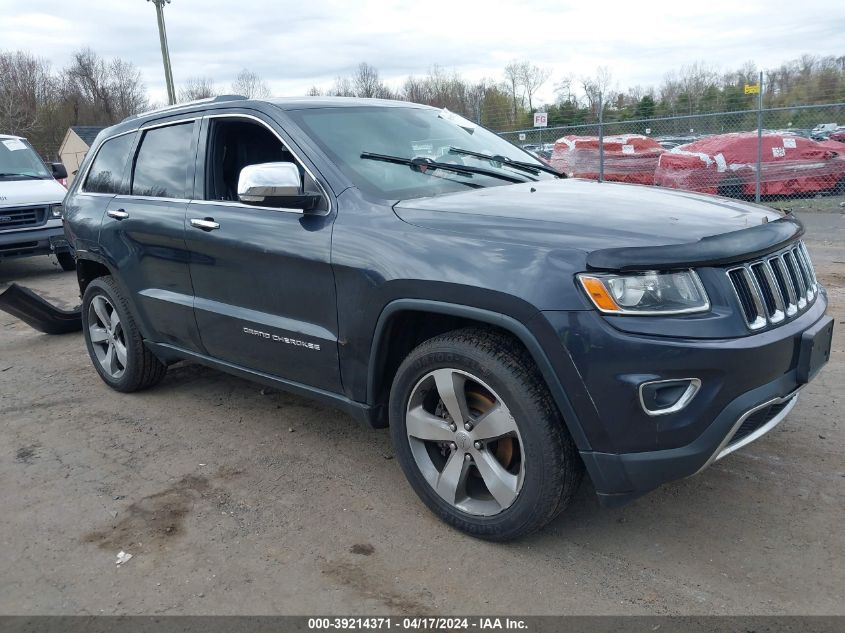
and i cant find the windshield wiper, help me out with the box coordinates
[360,152,530,184]
[0,173,43,180]
[448,147,562,178]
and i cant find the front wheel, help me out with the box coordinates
[389,328,583,541]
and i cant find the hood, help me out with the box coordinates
[393,178,783,254]
[0,178,66,207]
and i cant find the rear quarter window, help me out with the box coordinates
[84,133,134,194]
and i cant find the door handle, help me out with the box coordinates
[190,217,220,231]
[107,209,129,220]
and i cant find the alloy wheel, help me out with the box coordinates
[405,368,525,516]
[87,295,127,379]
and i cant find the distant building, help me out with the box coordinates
[58,126,105,185]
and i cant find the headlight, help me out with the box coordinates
[578,270,709,315]
[49,203,63,219]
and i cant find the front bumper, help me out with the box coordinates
[0,224,69,259]
[538,293,831,506]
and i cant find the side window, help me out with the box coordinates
[132,122,194,198]
[83,134,134,194]
[205,119,318,202]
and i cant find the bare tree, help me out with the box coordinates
[0,51,55,137]
[330,76,354,97]
[351,63,391,98]
[519,63,551,111]
[65,47,116,120]
[178,77,217,102]
[232,68,271,99]
[109,58,148,118]
[307,86,323,96]
[581,66,613,116]
[503,61,525,122]
[63,47,147,123]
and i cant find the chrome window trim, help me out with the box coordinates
[75,112,331,214]
[638,378,701,417]
[138,116,200,132]
[114,195,190,204]
[189,198,305,215]
[694,390,800,476]
[77,128,138,196]
[200,112,332,217]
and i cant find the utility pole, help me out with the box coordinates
[148,0,176,105]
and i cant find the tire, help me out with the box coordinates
[717,177,745,199]
[56,251,76,271]
[388,328,583,541]
[82,276,166,392]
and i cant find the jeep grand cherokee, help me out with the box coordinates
[63,96,833,540]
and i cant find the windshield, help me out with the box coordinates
[287,106,555,199]
[0,138,51,180]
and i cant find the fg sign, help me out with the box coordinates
[533,112,548,127]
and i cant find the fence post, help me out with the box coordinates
[755,70,763,203]
[598,92,604,182]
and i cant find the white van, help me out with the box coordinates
[0,134,74,270]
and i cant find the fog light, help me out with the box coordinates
[639,378,701,416]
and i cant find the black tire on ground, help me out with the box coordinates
[388,327,583,541]
[56,251,76,271]
[717,177,745,199]
[81,275,166,392]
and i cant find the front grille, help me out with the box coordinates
[0,205,47,230]
[726,241,818,330]
[728,400,792,445]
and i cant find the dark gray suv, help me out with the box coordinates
[63,96,833,540]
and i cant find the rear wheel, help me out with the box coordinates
[82,276,166,392]
[56,251,76,271]
[717,177,745,199]
[389,328,582,541]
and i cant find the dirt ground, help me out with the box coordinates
[1,211,843,616]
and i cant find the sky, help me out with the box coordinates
[1,0,843,105]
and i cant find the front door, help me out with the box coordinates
[184,113,340,393]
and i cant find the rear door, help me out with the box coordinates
[184,112,340,392]
[98,118,202,351]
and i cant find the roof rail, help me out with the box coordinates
[122,94,248,123]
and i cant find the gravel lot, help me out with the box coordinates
[1,211,843,616]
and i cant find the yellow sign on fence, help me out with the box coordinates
[744,83,761,94]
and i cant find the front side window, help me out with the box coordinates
[83,133,134,194]
[0,137,51,181]
[132,122,194,198]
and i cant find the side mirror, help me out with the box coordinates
[50,162,68,180]
[237,162,322,211]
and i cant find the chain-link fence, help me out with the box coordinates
[499,103,845,210]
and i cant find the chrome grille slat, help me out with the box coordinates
[726,241,818,330]
[783,251,807,309]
